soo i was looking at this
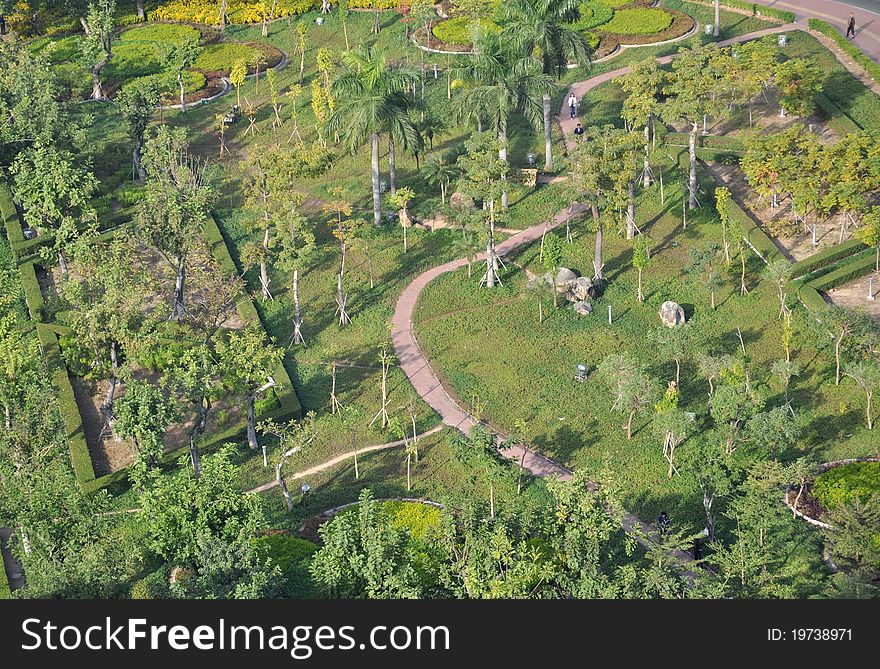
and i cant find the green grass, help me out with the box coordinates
[413,177,879,527]
[432,17,502,46]
[813,462,880,510]
[118,24,201,45]
[598,8,675,35]
[193,42,264,72]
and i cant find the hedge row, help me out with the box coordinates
[719,0,794,22]
[807,252,878,291]
[790,238,866,280]
[1,184,24,246]
[19,262,44,322]
[815,93,862,134]
[809,18,880,84]
[797,283,828,312]
[36,324,98,491]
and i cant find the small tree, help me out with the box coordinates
[764,257,793,320]
[775,58,821,118]
[165,38,202,112]
[424,151,460,205]
[80,0,115,101]
[855,206,880,271]
[844,359,880,430]
[323,192,366,326]
[229,59,247,108]
[598,353,659,440]
[388,186,415,252]
[653,383,694,478]
[687,242,723,310]
[682,436,734,542]
[259,411,318,511]
[116,79,160,181]
[216,327,284,465]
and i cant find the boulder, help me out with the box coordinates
[659,301,686,327]
[449,192,475,209]
[567,276,594,302]
[573,300,593,316]
[555,267,578,287]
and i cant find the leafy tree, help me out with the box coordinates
[424,151,460,205]
[229,58,247,108]
[79,0,114,101]
[525,272,556,323]
[822,496,880,583]
[503,0,590,171]
[215,326,283,463]
[663,44,727,209]
[451,427,514,518]
[710,362,766,453]
[323,192,366,325]
[338,0,351,50]
[621,57,665,188]
[259,411,318,511]
[116,78,159,181]
[774,58,821,117]
[653,382,694,477]
[241,153,282,300]
[597,353,659,439]
[745,405,802,460]
[114,378,177,470]
[732,38,778,124]
[275,192,316,345]
[458,29,552,208]
[388,186,415,252]
[310,489,427,598]
[855,206,880,271]
[686,242,723,310]
[10,144,97,274]
[164,37,202,112]
[843,358,880,429]
[329,46,419,226]
[696,352,735,398]
[763,257,793,319]
[650,323,695,387]
[682,435,734,542]
[137,126,214,321]
[138,446,275,598]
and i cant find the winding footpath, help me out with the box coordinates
[389,19,872,567]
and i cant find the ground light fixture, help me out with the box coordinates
[575,364,588,382]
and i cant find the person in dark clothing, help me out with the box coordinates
[573,123,584,137]
[658,511,670,537]
[847,13,856,39]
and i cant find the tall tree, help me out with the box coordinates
[621,58,665,188]
[503,0,591,171]
[597,353,659,439]
[459,29,552,208]
[137,126,214,321]
[164,38,202,112]
[114,379,177,470]
[329,46,419,226]
[116,79,159,181]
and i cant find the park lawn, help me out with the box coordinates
[412,174,879,528]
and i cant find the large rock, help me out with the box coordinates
[567,276,594,302]
[556,267,577,290]
[659,301,686,327]
[573,300,593,316]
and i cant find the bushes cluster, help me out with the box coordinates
[348,0,399,8]
[150,0,317,25]
[813,462,880,510]
[254,534,319,598]
[718,0,794,22]
[573,0,613,31]
[598,8,673,35]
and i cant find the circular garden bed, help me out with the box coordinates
[786,458,880,527]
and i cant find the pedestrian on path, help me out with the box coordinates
[574,123,584,137]
[847,13,856,39]
[568,93,577,119]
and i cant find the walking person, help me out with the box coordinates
[847,12,856,39]
[568,92,577,120]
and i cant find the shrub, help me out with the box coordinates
[118,24,202,45]
[383,501,442,541]
[150,0,317,25]
[130,569,169,599]
[254,534,319,598]
[432,17,501,45]
[193,42,262,73]
[791,239,865,280]
[19,263,44,322]
[52,62,93,101]
[813,462,880,510]
[348,0,398,7]
[598,8,673,35]
[573,0,613,31]
[717,0,794,22]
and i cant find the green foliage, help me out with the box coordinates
[192,43,267,74]
[254,534,319,598]
[572,0,613,31]
[814,462,880,510]
[715,0,794,22]
[598,8,673,35]
[432,17,502,45]
[791,239,865,280]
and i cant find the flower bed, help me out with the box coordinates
[786,458,880,525]
[150,0,318,25]
[594,8,694,58]
[573,0,614,31]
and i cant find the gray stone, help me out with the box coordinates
[449,192,475,209]
[568,276,594,302]
[555,267,578,286]
[659,300,686,327]
[573,300,593,316]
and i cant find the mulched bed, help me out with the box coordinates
[786,483,825,521]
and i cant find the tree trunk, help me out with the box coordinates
[688,123,698,209]
[189,397,209,478]
[246,390,258,451]
[178,71,186,112]
[835,331,844,385]
[714,0,720,37]
[388,136,396,195]
[219,0,226,28]
[406,452,412,492]
[592,205,604,283]
[675,358,681,387]
[292,268,304,344]
[440,181,446,205]
[102,341,119,412]
[260,227,271,300]
[137,0,145,20]
[132,135,146,181]
[626,409,635,439]
[485,202,498,287]
[343,21,349,51]
[172,258,186,320]
[277,460,294,511]
[626,179,635,239]
[370,133,382,226]
[867,391,874,430]
[637,267,643,302]
[91,58,107,101]
[542,93,553,172]
[499,117,508,209]
[643,128,651,189]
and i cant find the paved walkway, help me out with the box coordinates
[778,0,880,61]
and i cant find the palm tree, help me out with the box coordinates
[424,152,460,205]
[329,47,420,226]
[504,0,591,171]
[458,30,553,208]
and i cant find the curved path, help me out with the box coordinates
[389,21,846,567]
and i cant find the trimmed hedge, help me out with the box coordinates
[719,1,794,23]
[19,262,44,322]
[598,8,674,35]
[808,252,878,291]
[791,238,866,280]
[809,19,880,84]
[36,324,98,491]
[1,184,24,246]
[815,93,862,135]
[797,283,829,313]
[0,567,10,599]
